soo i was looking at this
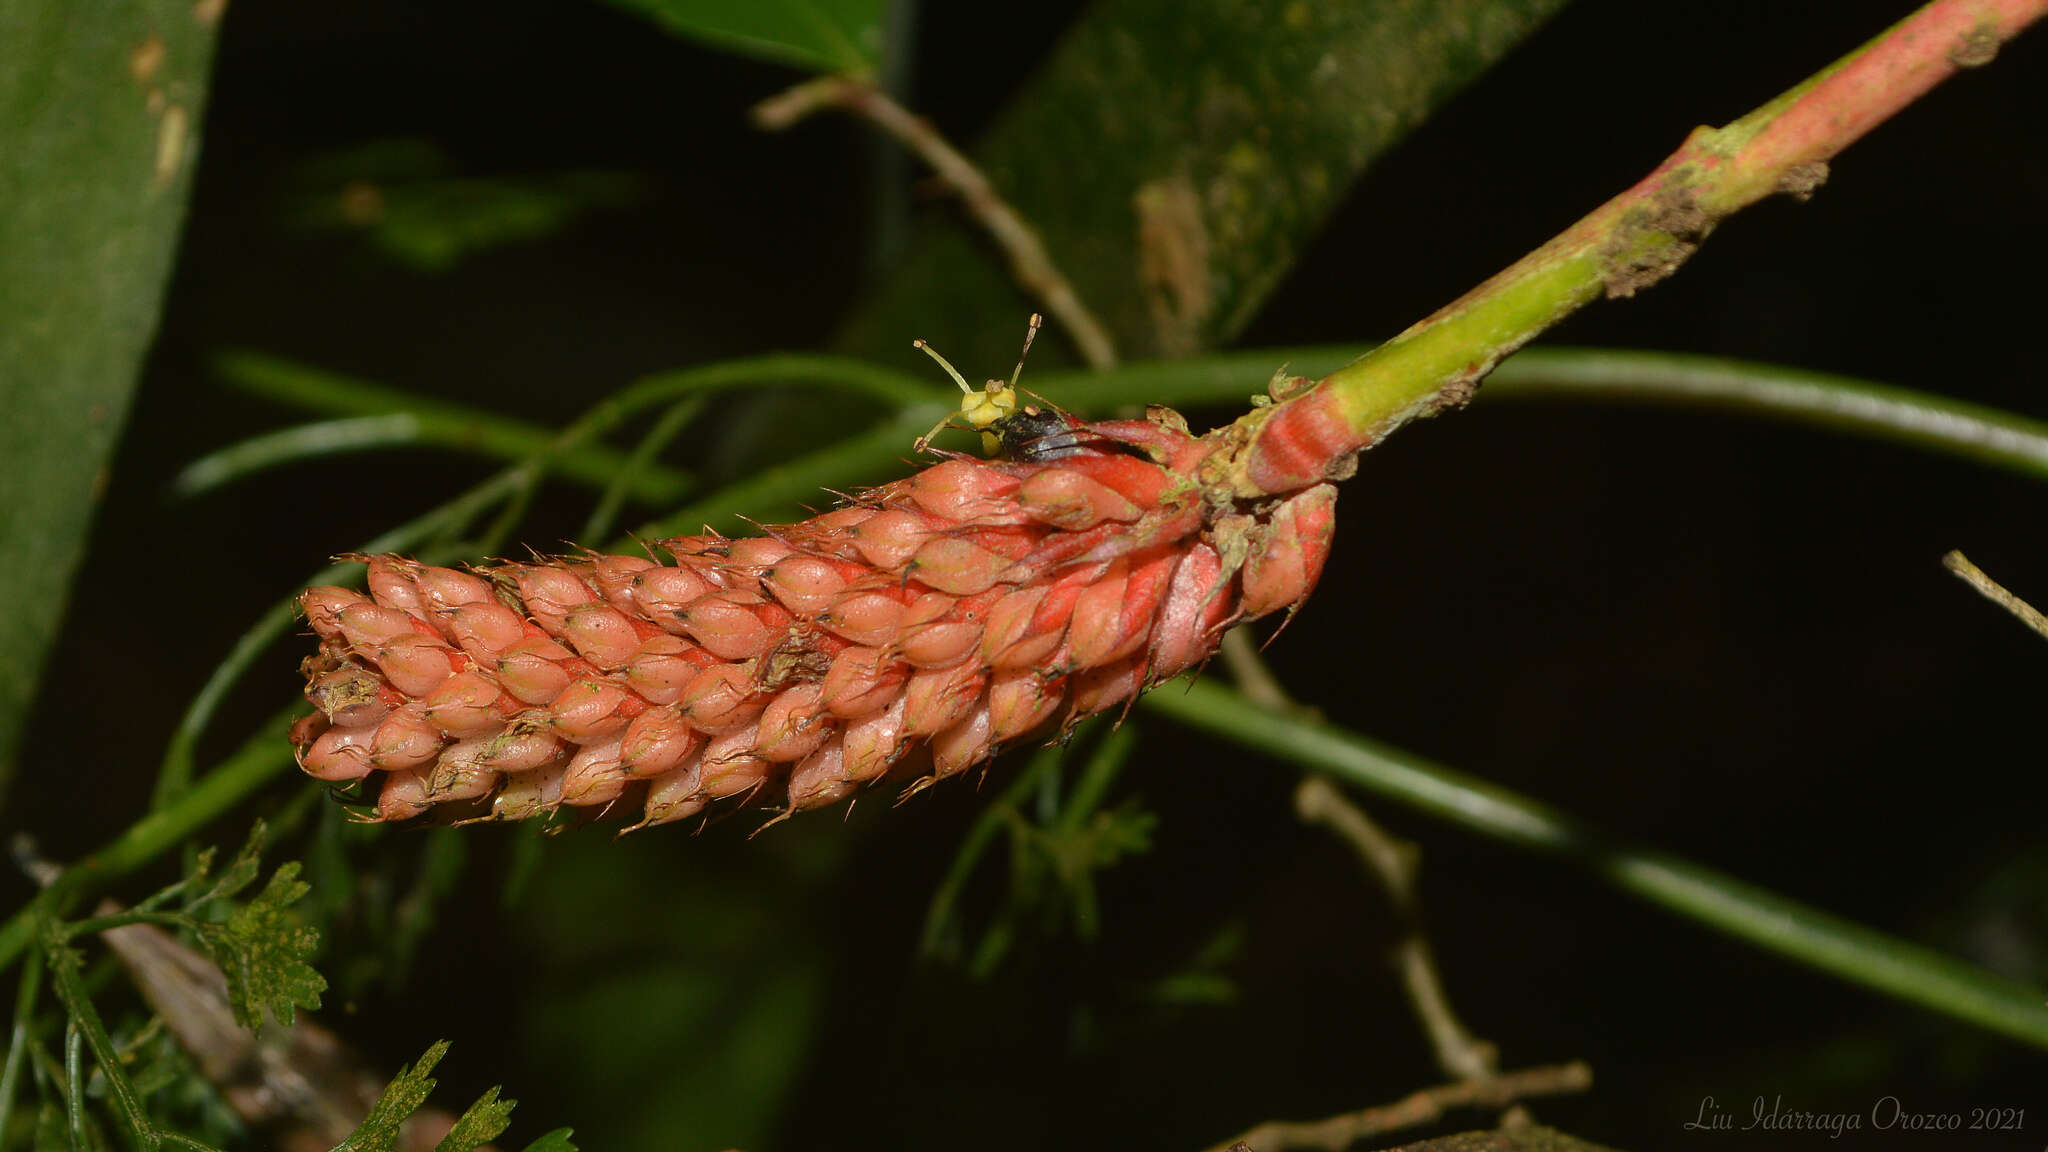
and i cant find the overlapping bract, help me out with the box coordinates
[292,409,1336,828]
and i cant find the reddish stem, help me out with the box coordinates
[1227,0,2048,499]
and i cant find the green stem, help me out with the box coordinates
[58,911,186,942]
[0,950,43,1144]
[920,745,1065,958]
[64,1018,84,1149]
[44,934,156,1150]
[1229,0,2048,496]
[1054,722,1138,836]
[1036,344,2048,483]
[1143,679,2048,1050]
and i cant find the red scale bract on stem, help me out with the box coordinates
[291,403,1338,829]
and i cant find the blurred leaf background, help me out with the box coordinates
[3,0,2046,1149]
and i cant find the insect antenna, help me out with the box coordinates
[913,338,974,395]
[1009,312,1043,388]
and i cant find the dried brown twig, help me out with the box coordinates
[102,918,483,1152]
[1203,1061,1594,1152]
[1294,776,1498,1085]
[1943,550,2048,642]
[753,75,1119,371]
[1197,730,1587,1152]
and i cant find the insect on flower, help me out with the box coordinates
[989,403,1092,463]
[292,313,1341,829]
[913,313,1110,463]
[912,312,1043,455]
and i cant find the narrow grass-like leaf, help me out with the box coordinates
[632,407,941,542]
[1035,346,2048,485]
[578,395,706,543]
[172,416,428,499]
[1487,347,2048,480]
[921,746,1064,959]
[1143,679,2048,1051]
[0,950,43,1145]
[212,353,692,503]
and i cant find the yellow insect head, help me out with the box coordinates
[912,313,1042,455]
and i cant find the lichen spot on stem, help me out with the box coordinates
[1599,187,1711,300]
[1949,23,2000,68]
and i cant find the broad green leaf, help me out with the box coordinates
[518,1130,579,1152]
[0,0,220,796]
[601,0,883,76]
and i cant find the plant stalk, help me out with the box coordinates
[1225,0,2048,498]
[1145,680,2048,1050]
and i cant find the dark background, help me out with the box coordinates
[11,1,2047,1149]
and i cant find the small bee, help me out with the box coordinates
[912,313,1043,456]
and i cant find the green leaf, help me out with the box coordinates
[332,1041,450,1152]
[43,940,157,1152]
[201,862,324,1032]
[601,0,883,76]
[518,1130,579,1152]
[1144,680,2048,1052]
[191,827,264,908]
[433,1086,515,1152]
[0,0,221,795]
[164,823,323,1031]
[208,351,693,506]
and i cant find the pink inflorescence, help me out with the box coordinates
[291,408,1337,829]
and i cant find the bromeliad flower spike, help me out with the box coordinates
[291,343,1340,828]
[291,0,2048,829]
